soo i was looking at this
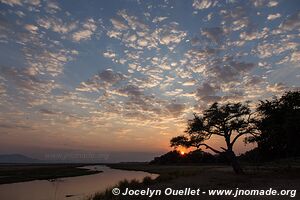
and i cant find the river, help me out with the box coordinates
[0,165,158,200]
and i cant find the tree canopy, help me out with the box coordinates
[171,102,258,174]
[250,91,300,159]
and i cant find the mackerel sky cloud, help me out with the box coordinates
[0,0,299,156]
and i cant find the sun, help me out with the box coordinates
[180,151,185,155]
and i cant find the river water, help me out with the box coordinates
[0,165,158,200]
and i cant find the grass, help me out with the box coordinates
[88,161,300,200]
[107,163,204,175]
[88,176,161,200]
[0,164,102,184]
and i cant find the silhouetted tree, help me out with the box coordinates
[150,150,182,164]
[171,102,258,174]
[249,91,300,159]
[150,149,216,164]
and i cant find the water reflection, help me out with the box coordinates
[0,165,158,200]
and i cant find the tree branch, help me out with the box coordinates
[230,133,243,146]
[209,130,225,137]
[199,144,223,154]
[220,147,227,151]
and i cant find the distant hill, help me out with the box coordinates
[0,154,40,163]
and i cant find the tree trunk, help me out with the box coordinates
[227,150,244,174]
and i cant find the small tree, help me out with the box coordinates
[171,102,258,174]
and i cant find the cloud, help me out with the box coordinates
[201,27,224,44]
[232,18,250,31]
[127,34,137,42]
[39,108,58,115]
[25,48,74,76]
[152,16,168,23]
[103,50,116,59]
[196,82,219,98]
[26,0,40,6]
[165,89,183,96]
[267,13,281,21]
[98,69,125,84]
[108,11,186,51]
[46,1,61,14]
[267,82,286,93]
[118,10,149,31]
[0,76,7,96]
[76,81,100,92]
[157,22,186,49]
[37,17,77,34]
[209,60,255,82]
[193,0,216,10]
[130,76,160,89]
[244,75,263,87]
[0,0,22,6]
[290,51,300,63]
[24,24,38,34]
[72,18,97,42]
[251,0,266,7]
[76,69,126,92]
[117,85,143,97]
[107,30,122,39]
[268,1,278,7]
[1,66,60,105]
[0,123,32,129]
[182,79,196,86]
[256,41,298,59]
[280,12,300,31]
[239,28,268,41]
[110,18,129,30]
[165,102,186,116]
[73,30,90,40]
[137,39,148,47]
[15,20,78,78]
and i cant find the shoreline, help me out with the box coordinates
[0,163,103,185]
[90,162,300,200]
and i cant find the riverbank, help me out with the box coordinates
[90,162,300,200]
[0,164,102,184]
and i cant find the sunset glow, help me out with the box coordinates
[0,0,299,161]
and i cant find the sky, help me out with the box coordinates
[0,0,299,161]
